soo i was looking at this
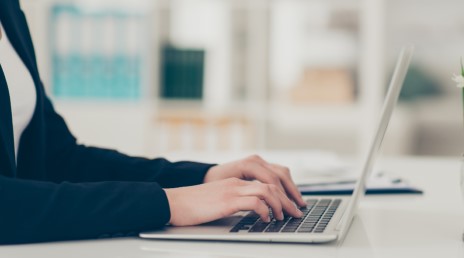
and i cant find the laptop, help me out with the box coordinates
[140,45,414,244]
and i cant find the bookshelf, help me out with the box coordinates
[267,0,387,153]
[21,0,417,156]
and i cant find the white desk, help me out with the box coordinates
[1,154,464,258]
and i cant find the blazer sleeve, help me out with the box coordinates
[41,94,215,187]
[0,174,171,244]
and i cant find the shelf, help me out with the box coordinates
[23,0,398,154]
[268,102,363,131]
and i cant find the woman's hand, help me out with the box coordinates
[203,155,306,207]
[164,178,304,226]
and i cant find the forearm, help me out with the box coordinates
[0,176,170,244]
[40,95,214,186]
[44,142,215,187]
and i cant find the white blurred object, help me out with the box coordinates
[290,152,349,177]
[169,0,231,110]
[255,150,350,183]
[270,0,357,92]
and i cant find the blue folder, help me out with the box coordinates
[298,180,423,195]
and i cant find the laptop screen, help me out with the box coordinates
[337,45,414,238]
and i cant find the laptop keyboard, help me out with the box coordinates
[230,199,341,234]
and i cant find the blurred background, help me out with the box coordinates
[19,0,464,158]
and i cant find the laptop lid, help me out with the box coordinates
[337,45,414,241]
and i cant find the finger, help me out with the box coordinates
[246,156,296,202]
[241,181,303,219]
[242,156,305,207]
[239,182,284,220]
[272,185,304,218]
[241,161,286,194]
[268,163,307,207]
[236,196,271,222]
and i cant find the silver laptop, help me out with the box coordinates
[140,45,414,244]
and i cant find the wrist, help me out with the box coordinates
[164,188,177,224]
[203,165,219,183]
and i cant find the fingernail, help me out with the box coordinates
[280,212,284,220]
[296,208,303,217]
[266,216,271,222]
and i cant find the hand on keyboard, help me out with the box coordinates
[165,177,304,226]
[203,155,307,207]
[230,199,341,233]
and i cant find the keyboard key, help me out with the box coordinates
[235,213,259,224]
[229,212,262,232]
[306,199,318,204]
[265,220,287,232]
[230,224,251,232]
[249,221,271,232]
[230,226,241,232]
[302,222,316,227]
[283,224,299,229]
[289,217,304,222]
[281,228,298,233]
[297,227,314,233]
[282,220,301,232]
[265,228,281,233]
[282,227,299,232]
[286,221,303,226]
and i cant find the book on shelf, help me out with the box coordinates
[288,68,355,105]
[160,46,205,100]
[50,4,147,100]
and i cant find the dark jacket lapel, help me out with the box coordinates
[0,66,15,176]
[0,0,40,79]
[0,0,43,176]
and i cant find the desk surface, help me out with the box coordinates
[1,154,464,258]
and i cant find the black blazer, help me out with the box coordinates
[0,0,214,244]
